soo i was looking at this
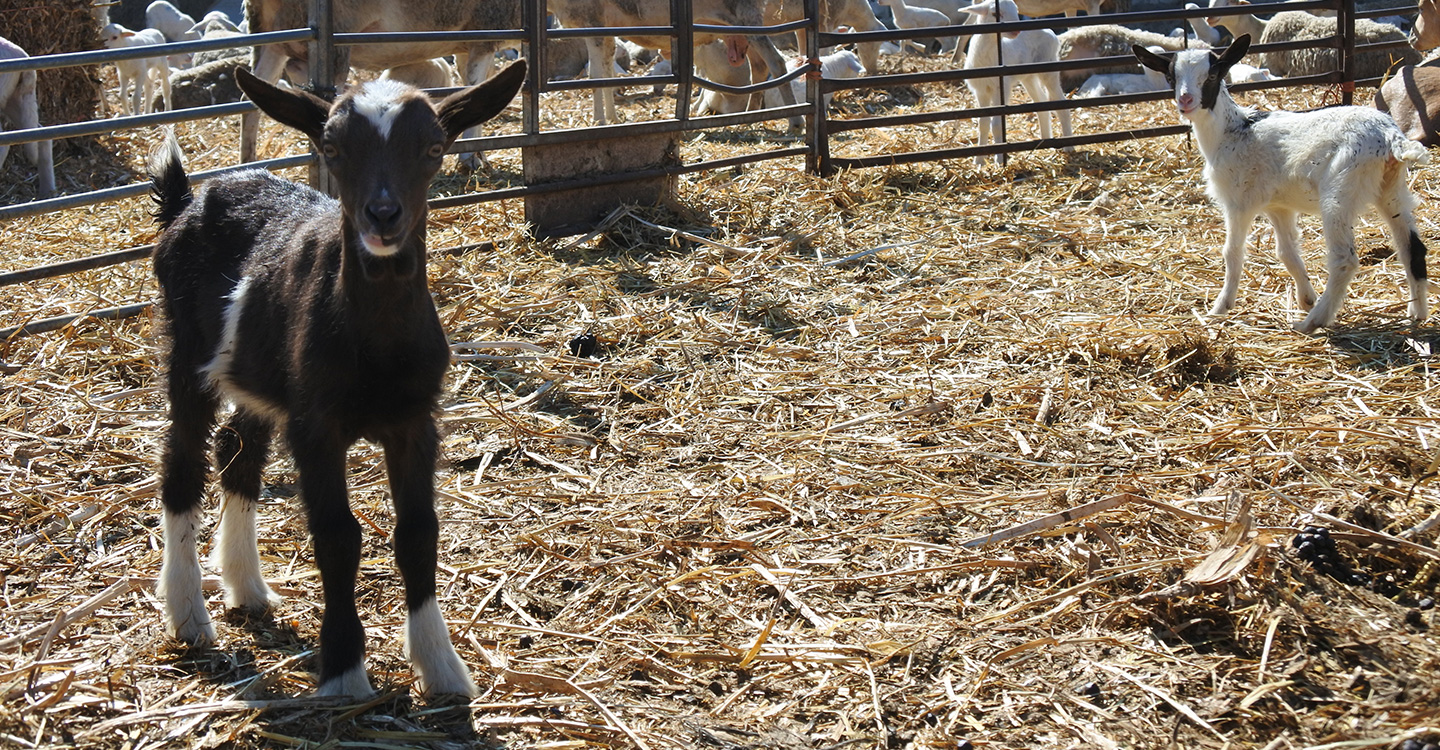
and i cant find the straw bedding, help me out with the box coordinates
[1,54,1439,749]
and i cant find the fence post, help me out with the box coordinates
[673,0,694,123]
[1339,0,1354,105]
[309,0,336,196]
[805,0,829,175]
[523,0,543,135]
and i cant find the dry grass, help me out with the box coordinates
[2,54,1439,750]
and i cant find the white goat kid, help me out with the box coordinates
[960,0,1072,164]
[101,23,173,115]
[1135,36,1430,333]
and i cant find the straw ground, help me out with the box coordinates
[2,56,1439,749]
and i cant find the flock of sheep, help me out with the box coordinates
[0,0,1427,199]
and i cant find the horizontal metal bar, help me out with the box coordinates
[546,25,677,40]
[545,74,673,92]
[0,29,312,74]
[334,29,525,45]
[0,247,154,288]
[693,19,812,36]
[829,125,1191,171]
[695,63,808,96]
[0,101,259,149]
[0,303,153,341]
[430,146,809,210]
[452,102,808,153]
[0,155,314,222]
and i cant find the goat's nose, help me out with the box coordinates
[365,197,401,229]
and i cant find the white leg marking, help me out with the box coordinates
[406,598,476,697]
[159,507,216,646]
[316,663,376,699]
[212,491,281,612]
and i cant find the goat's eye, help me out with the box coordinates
[427,143,446,159]
[322,143,338,159]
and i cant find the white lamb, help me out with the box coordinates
[878,0,958,54]
[145,0,201,68]
[1182,2,1222,46]
[0,36,56,197]
[1226,61,1274,83]
[1077,46,1167,97]
[765,49,867,108]
[100,23,173,115]
[960,0,1072,164]
[1135,36,1430,333]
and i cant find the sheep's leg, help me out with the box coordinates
[0,76,54,197]
[156,59,173,112]
[1296,213,1360,334]
[158,364,220,647]
[455,47,499,171]
[1378,192,1430,323]
[1210,207,1257,318]
[139,61,156,115]
[1022,77,1053,141]
[291,424,373,698]
[212,409,280,613]
[586,37,617,124]
[240,47,292,162]
[382,420,475,697]
[1043,72,1073,147]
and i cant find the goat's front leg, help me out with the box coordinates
[383,420,475,697]
[587,37,617,125]
[158,367,220,646]
[1210,207,1257,318]
[213,409,281,613]
[291,425,373,698]
[1296,214,1360,334]
[1265,208,1317,311]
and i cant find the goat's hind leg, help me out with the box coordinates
[1266,208,1317,312]
[383,421,475,697]
[158,365,220,646]
[1378,189,1430,324]
[213,409,281,613]
[1295,209,1360,334]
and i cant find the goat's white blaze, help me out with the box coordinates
[213,491,280,611]
[406,597,476,696]
[351,79,413,141]
[159,507,216,645]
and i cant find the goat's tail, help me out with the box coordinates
[148,129,192,230]
[1393,133,1431,168]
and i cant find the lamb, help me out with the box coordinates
[878,0,958,54]
[693,40,756,115]
[1206,1,1417,80]
[160,57,246,110]
[765,0,888,81]
[149,59,526,699]
[146,1,202,68]
[960,0,1072,164]
[1227,61,1274,83]
[100,22,173,115]
[1376,64,1440,146]
[1076,46,1168,97]
[1057,24,1201,91]
[1181,2,1223,46]
[1135,36,1429,333]
[0,36,56,198]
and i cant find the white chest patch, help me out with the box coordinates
[351,79,414,141]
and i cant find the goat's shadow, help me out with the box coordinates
[1323,321,1440,371]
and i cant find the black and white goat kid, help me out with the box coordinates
[1135,36,1430,333]
[149,60,526,698]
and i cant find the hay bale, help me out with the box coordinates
[0,0,102,128]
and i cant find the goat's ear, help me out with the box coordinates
[234,67,331,143]
[436,60,527,142]
[1133,44,1172,75]
[1218,34,1251,69]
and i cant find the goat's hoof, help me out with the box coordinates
[170,615,217,648]
[1292,318,1324,335]
[224,584,281,614]
[417,664,477,698]
[316,665,376,700]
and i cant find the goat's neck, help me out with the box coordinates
[338,219,432,306]
[1184,90,1250,161]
